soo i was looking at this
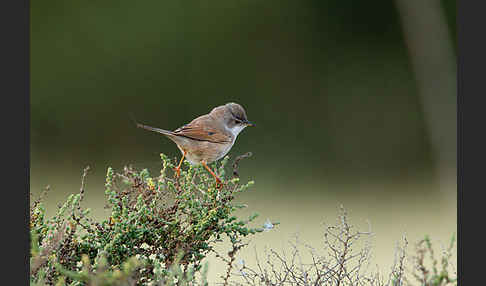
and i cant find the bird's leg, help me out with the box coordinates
[201,161,223,189]
[174,150,187,178]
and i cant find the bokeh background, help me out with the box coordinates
[31,0,457,282]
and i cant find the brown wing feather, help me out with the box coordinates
[173,115,231,144]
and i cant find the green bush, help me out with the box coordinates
[30,153,267,285]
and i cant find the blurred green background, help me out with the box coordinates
[31,0,456,282]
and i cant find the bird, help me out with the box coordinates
[134,102,254,188]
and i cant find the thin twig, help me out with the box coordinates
[232,152,252,178]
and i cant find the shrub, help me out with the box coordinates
[229,206,457,286]
[30,153,268,285]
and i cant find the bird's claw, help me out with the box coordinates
[174,167,181,178]
[215,178,223,189]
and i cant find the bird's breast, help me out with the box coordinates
[181,141,234,165]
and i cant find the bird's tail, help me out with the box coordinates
[136,123,174,136]
[129,112,174,136]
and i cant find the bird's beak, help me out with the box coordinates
[245,121,255,127]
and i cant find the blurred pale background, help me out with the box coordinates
[31,0,456,282]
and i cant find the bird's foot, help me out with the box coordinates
[174,167,181,178]
[174,151,186,178]
[215,177,223,189]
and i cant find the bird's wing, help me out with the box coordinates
[173,115,232,144]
